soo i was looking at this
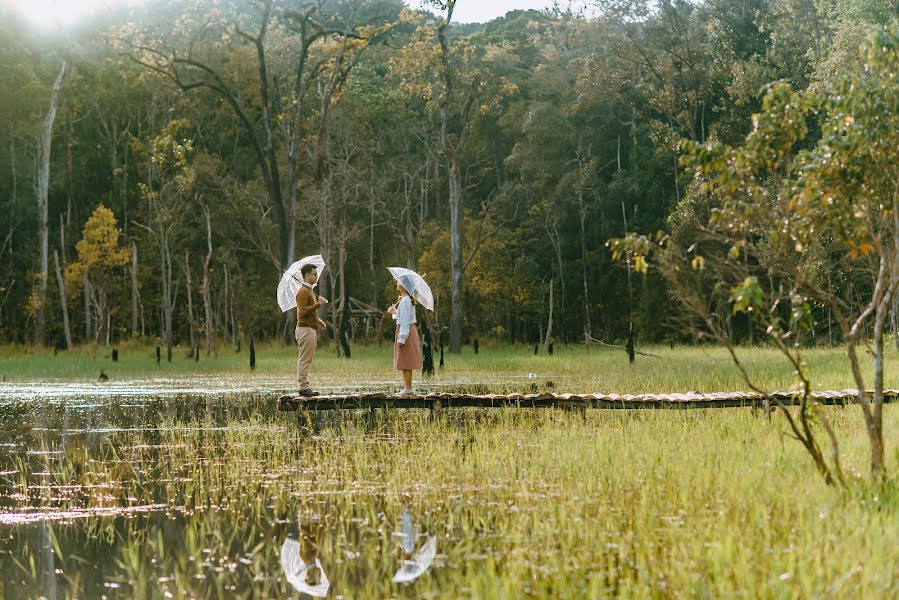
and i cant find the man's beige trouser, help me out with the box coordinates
[295,326,317,389]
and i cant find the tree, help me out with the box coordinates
[66,204,131,345]
[135,119,195,361]
[390,3,517,351]
[32,61,67,344]
[118,0,396,268]
[615,23,899,483]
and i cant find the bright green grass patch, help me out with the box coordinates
[1,341,897,393]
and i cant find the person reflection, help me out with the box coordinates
[393,504,437,584]
[280,512,329,597]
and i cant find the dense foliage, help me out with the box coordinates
[0,0,893,352]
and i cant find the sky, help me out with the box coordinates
[6,0,139,30]
[409,0,561,23]
[7,0,568,31]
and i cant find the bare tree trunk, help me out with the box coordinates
[871,324,885,479]
[83,272,92,342]
[546,214,565,343]
[221,264,228,342]
[869,272,896,479]
[435,1,478,354]
[131,243,140,337]
[35,61,68,345]
[403,173,416,267]
[202,206,215,355]
[578,192,592,337]
[184,253,196,354]
[337,214,350,357]
[230,271,237,350]
[65,110,75,232]
[892,294,898,350]
[448,160,464,353]
[53,250,72,349]
[9,120,16,205]
[223,265,236,349]
[544,277,554,354]
[317,186,334,340]
[369,190,378,320]
[161,228,173,362]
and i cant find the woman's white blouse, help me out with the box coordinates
[394,296,417,344]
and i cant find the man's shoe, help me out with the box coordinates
[298,389,320,398]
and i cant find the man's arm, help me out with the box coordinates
[295,289,324,317]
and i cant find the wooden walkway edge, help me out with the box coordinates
[278,389,899,412]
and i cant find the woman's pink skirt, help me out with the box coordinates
[394,324,422,370]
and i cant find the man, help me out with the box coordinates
[295,263,327,396]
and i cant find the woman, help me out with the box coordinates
[388,282,422,394]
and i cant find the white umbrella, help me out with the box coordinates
[393,536,437,583]
[280,538,330,598]
[387,267,434,311]
[392,506,437,584]
[278,255,326,312]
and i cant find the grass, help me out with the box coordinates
[2,342,899,597]
[1,339,898,393]
[1,402,899,598]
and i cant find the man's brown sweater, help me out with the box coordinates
[295,285,320,328]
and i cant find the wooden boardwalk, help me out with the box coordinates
[278,389,899,412]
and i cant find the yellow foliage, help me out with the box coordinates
[66,204,130,288]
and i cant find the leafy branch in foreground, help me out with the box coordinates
[612,23,899,485]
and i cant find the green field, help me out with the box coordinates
[2,340,898,393]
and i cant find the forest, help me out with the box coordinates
[1,0,895,357]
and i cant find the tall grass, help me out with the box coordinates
[2,343,899,597]
[2,402,899,597]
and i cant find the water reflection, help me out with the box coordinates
[0,390,475,597]
[393,504,437,584]
[280,513,330,597]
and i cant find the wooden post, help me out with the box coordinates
[626,323,635,365]
[421,312,435,376]
[249,336,256,370]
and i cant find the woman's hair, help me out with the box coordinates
[397,288,417,306]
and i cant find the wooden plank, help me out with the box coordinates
[277,390,899,412]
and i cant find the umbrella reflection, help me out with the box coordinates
[280,514,329,597]
[393,505,437,584]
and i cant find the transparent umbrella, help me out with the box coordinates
[280,538,330,597]
[387,267,434,311]
[393,506,437,583]
[277,255,325,312]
